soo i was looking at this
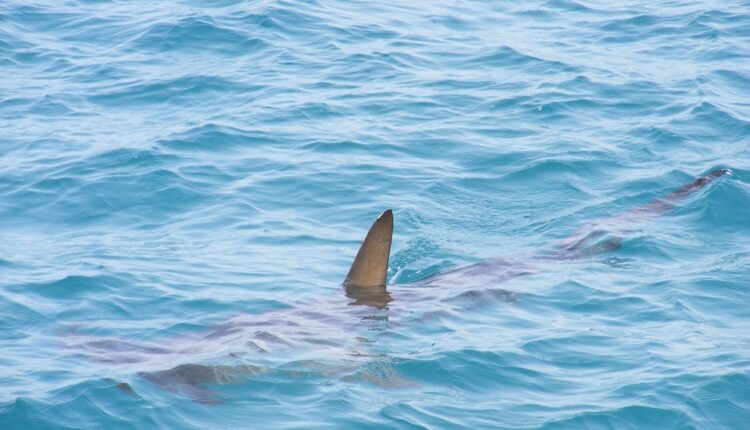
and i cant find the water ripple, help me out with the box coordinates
[1,0,749,428]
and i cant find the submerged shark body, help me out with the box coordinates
[64,169,731,402]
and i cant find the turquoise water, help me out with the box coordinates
[2,0,750,428]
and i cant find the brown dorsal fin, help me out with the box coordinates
[343,210,393,288]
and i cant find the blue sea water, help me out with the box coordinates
[1,0,750,428]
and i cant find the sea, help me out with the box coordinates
[1,0,749,429]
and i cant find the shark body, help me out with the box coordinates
[64,169,731,402]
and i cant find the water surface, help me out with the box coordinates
[1,0,749,428]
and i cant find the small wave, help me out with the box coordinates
[462,46,578,74]
[9,275,125,300]
[685,102,750,137]
[87,75,242,107]
[157,123,277,153]
[128,15,268,55]
[540,405,692,429]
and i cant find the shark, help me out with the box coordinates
[63,168,732,403]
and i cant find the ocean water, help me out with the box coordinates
[1,0,749,428]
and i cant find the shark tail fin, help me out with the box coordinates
[639,168,732,214]
[344,209,393,288]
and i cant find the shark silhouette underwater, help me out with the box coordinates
[65,168,731,403]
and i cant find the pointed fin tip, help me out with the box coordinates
[344,209,393,288]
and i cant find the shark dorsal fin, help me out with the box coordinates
[344,209,393,288]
